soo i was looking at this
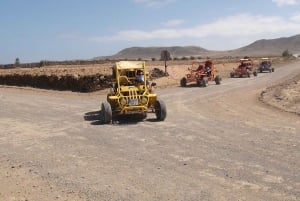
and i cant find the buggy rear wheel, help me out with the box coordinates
[272,68,274,72]
[155,99,167,121]
[101,101,112,124]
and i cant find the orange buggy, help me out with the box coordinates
[180,60,221,87]
[230,58,257,78]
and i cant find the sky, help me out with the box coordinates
[1,0,300,64]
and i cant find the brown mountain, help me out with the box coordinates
[106,46,209,60]
[95,34,300,59]
[229,34,300,57]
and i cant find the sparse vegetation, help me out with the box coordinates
[160,50,171,61]
[282,49,292,58]
[15,58,20,66]
[161,50,171,76]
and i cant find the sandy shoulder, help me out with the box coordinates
[260,73,300,115]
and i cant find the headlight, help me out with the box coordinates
[119,97,127,106]
[140,96,148,105]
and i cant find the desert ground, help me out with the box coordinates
[0,57,286,91]
[0,58,299,201]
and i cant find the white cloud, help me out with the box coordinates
[290,13,300,22]
[91,29,180,42]
[133,0,176,8]
[91,13,300,42]
[272,0,300,6]
[164,19,185,27]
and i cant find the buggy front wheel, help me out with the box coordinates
[215,75,221,85]
[180,77,187,87]
[155,99,167,121]
[101,101,112,124]
[201,78,208,87]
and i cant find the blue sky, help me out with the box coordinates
[1,0,300,64]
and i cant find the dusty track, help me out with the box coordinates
[0,61,299,201]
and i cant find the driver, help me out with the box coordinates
[136,70,145,83]
[205,65,211,76]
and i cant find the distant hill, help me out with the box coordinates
[94,34,300,60]
[95,46,209,60]
[230,34,300,57]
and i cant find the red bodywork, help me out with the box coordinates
[230,59,257,78]
[180,60,221,87]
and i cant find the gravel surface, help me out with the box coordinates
[0,60,299,201]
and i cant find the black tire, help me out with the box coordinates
[247,72,250,78]
[272,68,274,72]
[142,112,147,119]
[101,101,112,124]
[230,72,234,78]
[155,99,167,121]
[215,75,221,85]
[201,78,208,87]
[180,77,187,87]
[253,71,257,76]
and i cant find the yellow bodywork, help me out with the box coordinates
[107,61,157,115]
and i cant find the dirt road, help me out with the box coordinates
[0,61,299,201]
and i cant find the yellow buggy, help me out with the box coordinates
[100,61,167,123]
